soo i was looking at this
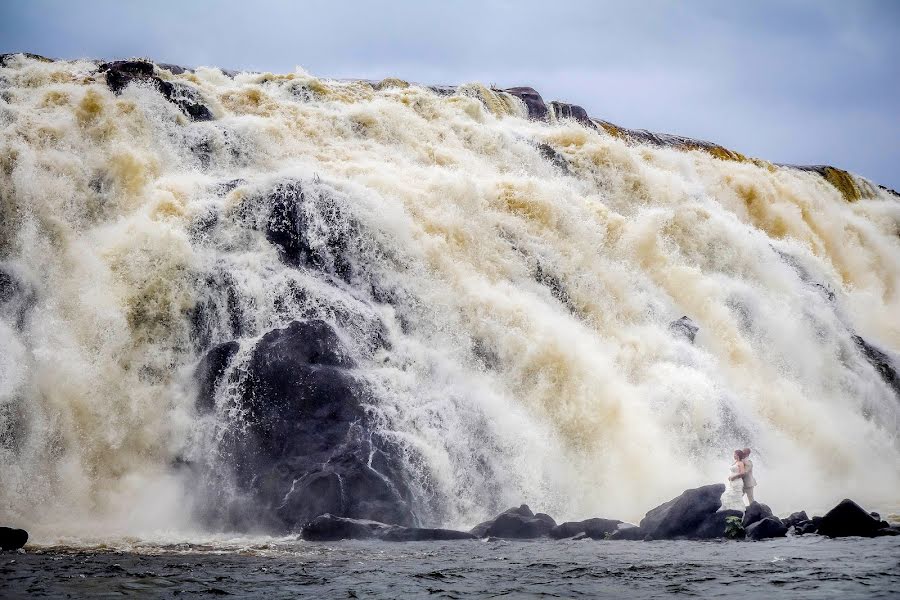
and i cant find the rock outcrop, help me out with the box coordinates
[741,501,774,529]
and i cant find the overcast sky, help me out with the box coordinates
[3,0,898,189]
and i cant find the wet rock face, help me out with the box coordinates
[216,319,414,531]
[98,60,213,121]
[694,509,744,539]
[639,483,725,539]
[504,87,548,121]
[818,499,887,538]
[852,336,900,399]
[194,340,240,413]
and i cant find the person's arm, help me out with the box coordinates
[728,461,746,481]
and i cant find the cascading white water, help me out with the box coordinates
[1,55,898,542]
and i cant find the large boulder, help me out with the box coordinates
[818,499,887,538]
[213,319,414,532]
[98,60,213,121]
[0,527,28,551]
[694,509,744,539]
[639,483,725,539]
[746,517,788,540]
[742,501,774,528]
[470,505,556,539]
[503,87,548,121]
[550,518,622,540]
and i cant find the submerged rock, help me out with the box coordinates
[549,518,622,540]
[0,527,28,551]
[301,514,475,542]
[669,316,699,343]
[818,499,887,538]
[741,501,774,529]
[639,483,725,540]
[746,517,788,540]
[98,60,213,121]
[217,319,414,531]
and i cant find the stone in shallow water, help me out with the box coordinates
[550,518,622,540]
[470,504,557,539]
[742,501,773,529]
[300,514,475,542]
[746,516,788,540]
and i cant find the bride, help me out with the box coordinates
[721,449,747,510]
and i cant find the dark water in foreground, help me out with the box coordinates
[2,536,899,599]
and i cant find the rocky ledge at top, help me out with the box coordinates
[2,52,897,202]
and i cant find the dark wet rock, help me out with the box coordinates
[218,319,414,532]
[300,514,394,541]
[818,499,887,538]
[549,518,622,540]
[669,315,698,343]
[428,85,457,97]
[781,511,809,529]
[194,340,240,413]
[875,526,900,537]
[746,516,788,540]
[639,483,724,540]
[741,501,774,529]
[470,505,555,539]
[0,263,36,330]
[794,519,819,535]
[608,525,646,540]
[379,527,476,542]
[0,527,28,551]
[504,87,548,121]
[550,101,595,128]
[694,509,744,539]
[852,335,900,398]
[98,60,213,121]
[536,142,570,173]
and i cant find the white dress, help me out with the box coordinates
[721,462,745,510]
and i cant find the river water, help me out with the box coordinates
[3,536,899,598]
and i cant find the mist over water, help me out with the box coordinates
[1,55,898,544]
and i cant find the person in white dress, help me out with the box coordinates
[721,449,747,511]
[741,447,757,504]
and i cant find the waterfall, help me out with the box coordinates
[1,54,898,541]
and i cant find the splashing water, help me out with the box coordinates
[1,55,898,542]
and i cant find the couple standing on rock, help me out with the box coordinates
[722,448,757,510]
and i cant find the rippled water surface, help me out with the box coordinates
[3,537,899,598]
